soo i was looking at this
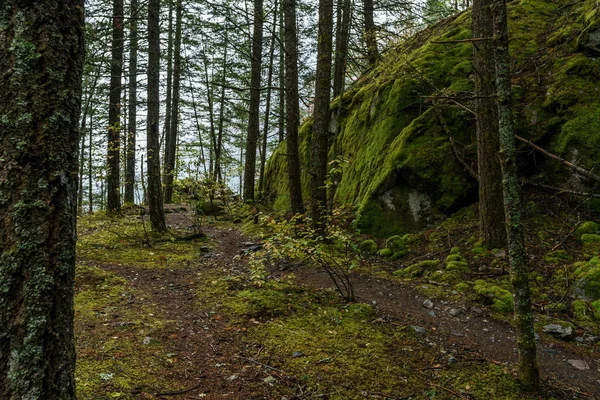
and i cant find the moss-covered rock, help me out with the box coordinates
[377,248,393,258]
[544,249,572,264]
[592,300,600,320]
[581,233,600,243]
[385,235,405,252]
[264,1,600,237]
[473,280,514,312]
[575,221,599,239]
[359,239,378,255]
[571,299,591,320]
[393,259,440,278]
[573,257,600,300]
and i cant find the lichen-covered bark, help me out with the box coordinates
[0,1,84,397]
[310,0,334,230]
[107,0,124,213]
[363,0,378,66]
[492,0,539,390]
[243,0,264,202]
[473,0,506,249]
[147,0,167,231]
[163,0,183,204]
[284,0,305,215]
[125,0,138,205]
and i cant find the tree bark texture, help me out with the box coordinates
[125,0,139,205]
[333,0,351,99]
[107,0,124,213]
[473,0,506,249]
[492,0,539,389]
[284,0,305,215]
[363,0,378,66]
[215,19,230,183]
[164,0,183,204]
[278,3,285,144]
[0,1,84,397]
[243,0,264,202]
[162,1,174,161]
[147,0,167,231]
[310,0,334,230]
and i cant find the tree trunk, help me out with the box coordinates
[107,0,124,213]
[162,1,174,161]
[125,0,139,205]
[333,0,351,99]
[278,2,286,144]
[258,0,280,198]
[243,0,264,202]
[147,0,167,231]
[363,0,378,66]
[200,42,218,181]
[0,1,84,397]
[164,0,183,204]
[310,0,334,230]
[473,0,506,248]
[284,0,305,215]
[492,0,539,389]
[89,110,94,213]
[215,20,230,183]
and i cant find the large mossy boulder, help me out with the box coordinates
[264,0,600,236]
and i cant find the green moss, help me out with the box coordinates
[581,233,600,243]
[446,254,466,263]
[573,257,600,300]
[359,239,378,255]
[450,247,461,255]
[385,235,405,252]
[377,248,393,258]
[571,299,590,320]
[446,261,468,272]
[544,249,572,264]
[390,249,409,260]
[393,259,440,278]
[576,221,599,239]
[401,233,418,244]
[473,280,514,312]
[592,300,600,320]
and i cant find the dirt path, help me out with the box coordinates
[276,264,600,398]
[77,209,599,399]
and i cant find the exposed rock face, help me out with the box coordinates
[264,0,600,236]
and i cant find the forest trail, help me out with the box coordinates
[75,208,599,399]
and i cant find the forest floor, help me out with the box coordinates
[74,204,599,400]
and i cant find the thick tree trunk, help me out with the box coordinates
[147,0,167,231]
[258,0,280,198]
[243,0,264,202]
[0,1,84,397]
[363,0,378,66]
[284,0,305,214]
[492,0,539,390]
[125,0,139,205]
[473,0,506,248]
[164,0,183,204]
[310,0,334,230]
[107,0,124,213]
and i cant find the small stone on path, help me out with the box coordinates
[142,336,152,345]
[423,299,434,309]
[412,326,427,335]
[567,359,590,370]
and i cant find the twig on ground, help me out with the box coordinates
[154,378,206,397]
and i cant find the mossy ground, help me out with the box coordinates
[74,211,566,399]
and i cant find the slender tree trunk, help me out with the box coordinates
[333,0,351,99]
[310,0,334,230]
[473,0,506,248]
[278,2,286,144]
[89,110,94,213]
[243,0,264,202]
[492,0,539,390]
[0,1,84,397]
[164,0,183,204]
[147,0,167,231]
[107,0,124,213]
[363,0,378,66]
[201,42,218,180]
[284,0,305,215]
[185,53,209,177]
[215,21,230,183]
[125,0,139,205]
[78,69,100,214]
[162,1,174,159]
[258,0,280,198]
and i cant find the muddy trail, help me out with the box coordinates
[75,209,599,399]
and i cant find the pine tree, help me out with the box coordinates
[0,1,84,396]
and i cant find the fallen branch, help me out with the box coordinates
[526,182,600,199]
[516,135,600,183]
[431,37,493,44]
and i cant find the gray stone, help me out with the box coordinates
[582,29,600,54]
[448,356,458,364]
[412,326,427,335]
[142,336,152,345]
[567,359,590,370]
[448,308,462,317]
[471,307,483,315]
[542,324,573,340]
[423,299,434,309]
